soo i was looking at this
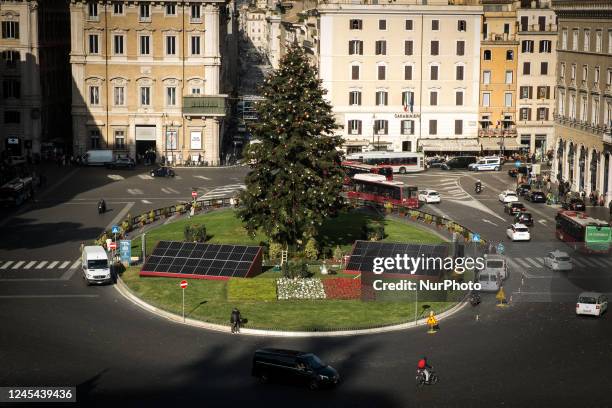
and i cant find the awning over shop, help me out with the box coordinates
[419,138,480,152]
[343,139,370,147]
[478,137,522,151]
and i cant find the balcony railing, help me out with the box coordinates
[183,96,227,116]
[519,23,557,32]
[478,128,517,137]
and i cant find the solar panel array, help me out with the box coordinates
[140,240,262,279]
[346,241,448,277]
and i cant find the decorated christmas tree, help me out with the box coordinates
[238,45,345,250]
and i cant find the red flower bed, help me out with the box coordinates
[323,278,361,300]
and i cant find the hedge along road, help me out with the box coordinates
[117,208,467,332]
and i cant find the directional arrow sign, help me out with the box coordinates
[538,219,548,225]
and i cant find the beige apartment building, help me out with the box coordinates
[70,0,236,165]
[318,0,483,154]
[552,0,612,203]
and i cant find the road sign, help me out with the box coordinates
[111,225,120,234]
[108,242,117,250]
[119,240,131,266]
[180,280,188,289]
[191,191,198,199]
[496,242,505,254]
[514,161,522,168]
[472,233,481,243]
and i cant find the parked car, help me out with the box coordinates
[499,190,519,203]
[525,191,546,203]
[561,198,586,211]
[514,211,533,226]
[426,157,445,169]
[440,156,477,170]
[505,202,527,215]
[543,250,573,271]
[252,349,340,390]
[468,156,502,171]
[576,292,608,317]
[418,189,441,204]
[506,223,531,241]
[428,162,447,169]
[150,166,175,177]
[106,157,135,169]
[516,184,531,197]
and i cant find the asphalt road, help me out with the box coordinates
[1,164,611,407]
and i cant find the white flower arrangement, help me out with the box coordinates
[277,278,326,300]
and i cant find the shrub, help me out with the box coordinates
[363,222,385,241]
[322,278,361,300]
[176,204,185,213]
[139,214,148,225]
[303,238,319,260]
[277,278,326,300]
[282,259,312,279]
[161,207,169,218]
[148,210,155,222]
[268,242,283,261]
[121,220,130,234]
[227,278,276,301]
[184,224,207,242]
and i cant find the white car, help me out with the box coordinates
[506,223,530,241]
[543,250,573,271]
[499,190,519,203]
[576,292,608,317]
[418,189,441,203]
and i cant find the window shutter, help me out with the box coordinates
[358,121,362,134]
[528,108,532,121]
[545,108,549,120]
[546,87,550,99]
[457,41,465,56]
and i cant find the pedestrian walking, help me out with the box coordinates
[230,308,242,333]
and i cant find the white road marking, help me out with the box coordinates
[138,174,154,180]
[506,258,521,271]
[572,258,586,267]
[127,189,144,195]
[11,261,25,269]
[70,260,80,269]
[538,219,547,225]
[174,176,182,180]
[47,261,59,269]
[515,258,531,268]
[165,187,180,194]
[141,199,152,204]
[589,258,608,268]
[194,175,211,180]
[60,259,81,280]
[581,258,597,267]
[24,261,37,269]
[59,261,71,269]
[525,258,543,268]
[0,261,13,269]
[482,219,498,226]
[107,174,125,181]
[35,261,48,269]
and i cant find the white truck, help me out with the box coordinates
[81,150,113,166]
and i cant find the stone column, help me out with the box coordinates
[597,151,606,196]
[584,148,592,194]
[562,141,570,181]
[572,147,580,191]
[204,4,220,95]
[607,154,612,206]
[203,118,220,165]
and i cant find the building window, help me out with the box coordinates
[571,64,576,80]
[432,20,439,31]
[166,87,176,106]
[537,107,549,121]
[114,86,125,106]
[455,41,465,56]
[596,30,602,53]
[539,40,551,53]
[572,29,578,51]
[454,120,463,135]
[4,111,20,124]
[88,34,99,54]
[140,87,151,106]
[456,91,464,106]
[592,98,599,125]
[405,40,413,56]
[402,91,414,108]
[374,120,388,134]
[430,66,439,80]
[504,92,512,107]
[595,67,600,84]
[506,50,514,60]
[482,92,490,107]
[580,96,588,121]
[401,120,415,135]
[609,30,612,54]
[483,71,491,84]
[430,41,439,56]
[349,90,362,105]
[504,23,510,34]
[349,40,363,55]
[191,87,201,95]
[458,20,466,32]
[140,35,151,55]
[377,65,386,80]
[191,4,201,21]
[2,78,20,98]
[89,86,100,105]
[522,40,534,53]
[405,20,413,31]
[378,19,386,30]
[191,36,201,55]
[456,65,464,80]
[90,130,100,149]
[429,120,437,135]
[584,29,590,51]
[537,86,550,99]
[558,91,565,116]
[582,65,588,83]
[88,2,98,19]
[113,2,123,15]
[404,65,413,80]
[605,101,612,128]
[115,130,125,149]
[520,86,532,99]
[375,90,388,106]
[560,63,565,78]
[139,3,151,20]
[113,35,124,55]
[348,120,362,135]
[375,40,386,55]
[562,29,568,50]
[607,69,612,85]
[2,50,19,68]
[166,3,176,15]
[349,19,362,30]
[166,36,177,55]
[505,70,513,84]
[483,50,491,60]
[351,65,359,80]
[523,62,530,75]
[520,108,531,121]
[429,91,438,106]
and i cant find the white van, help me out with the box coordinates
[483,255,508,280]
[469,156,502,171]
[478,271,500,292]
[82,150,113,166]
[81,245,111,285]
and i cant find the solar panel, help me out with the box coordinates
[140,240,263,280]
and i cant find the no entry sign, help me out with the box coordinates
[108,242,117,250]
[191,191,198,199]
[180,280,188,289]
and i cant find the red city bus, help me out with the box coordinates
[347,173,419,209]
[555,210,612,253]
[341,161,393,185]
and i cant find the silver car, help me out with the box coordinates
[543,250,573,271]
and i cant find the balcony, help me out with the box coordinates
[519,23,557,33]
[183,96,227,117]
[478,128,517,137]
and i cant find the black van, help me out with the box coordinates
[252,348,340,390]
[441,156,477,170]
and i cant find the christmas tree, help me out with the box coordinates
[238,45,345,250]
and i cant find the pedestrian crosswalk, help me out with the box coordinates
[198,184,246,200]
[0,260,80,271]
[431,177,471,200]
[507,256,612,270]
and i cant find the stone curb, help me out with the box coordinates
[114,276,468,338]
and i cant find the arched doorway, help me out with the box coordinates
[578,146,586,191]
[590,150,598,194]
[556,140,564,181]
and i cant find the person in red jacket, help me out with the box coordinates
[417,357,432,383]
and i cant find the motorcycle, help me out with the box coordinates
[475,185,482,194]
[468,292,481,306]
[416,368,438,387]
[97,200,106,214]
